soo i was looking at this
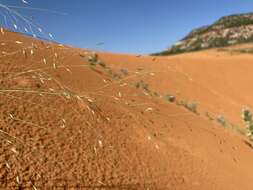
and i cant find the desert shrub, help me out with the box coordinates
[135,80,150,92]
[97,60,106,68]
[142,86,150,93]
[135,82,141,89]
[242,107,253,140]
[216,115,227,127]
[111,73,121,80]
[185,101,198,113]
[205,112,214,121]
[153,92,160,97]
[120,69,129,76]
[165,94,176,103]
[87,52,98,65]
[177,100,198,114]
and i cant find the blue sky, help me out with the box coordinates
[2,0,253,54]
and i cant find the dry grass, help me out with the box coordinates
[0,3,162,188]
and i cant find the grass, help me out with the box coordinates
[0,43,123,187]
[0,5,179,186]
[0,3,101,188]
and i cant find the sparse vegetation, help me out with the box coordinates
[97,60,107,68]
[120,68,129,76]
[87,52,99,66]
[3,2,253,189]
[185,101,198,113]
[205,112,214,121]
[135,80,150,92]
[242,107,253,140]
[88,52,98,62]
[204,111,247,137]
[216,115,227,127]
[215,15,253,28]
[218,47,253,54]
[165,94,176,103]
[177,100,198,114]
[152,91,160,97]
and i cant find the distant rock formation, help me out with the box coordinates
[155,13,253,55]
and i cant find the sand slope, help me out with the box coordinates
[0,30,253,189]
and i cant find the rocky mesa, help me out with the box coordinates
[158,13,253,55]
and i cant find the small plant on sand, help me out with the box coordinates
[120,68,129,76]
[169,95,176,102]
[216,115,227,127]
[205,112,214,121]
[153,91,160,97]
[97,60,106,68]
[176,100,198,114]
[87,52,98,65]
[186,101,198,113]
[165,94,176,103]
[242,107,253,140]
[135,80,150,92]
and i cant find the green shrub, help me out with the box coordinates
[242,107,253,140]
[165,94,176,103]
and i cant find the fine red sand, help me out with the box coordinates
[1,29,253,190]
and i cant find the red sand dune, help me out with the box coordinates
[1,29,253,189]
